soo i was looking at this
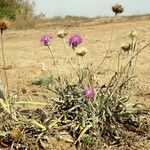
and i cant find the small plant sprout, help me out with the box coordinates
[68,33,83,50]
[83,87,95,100]
[57,29,68,39]
[112,4,124,15]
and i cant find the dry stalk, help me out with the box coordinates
[62,38,78,74]
[94,14,117,75]
[0,29,9,98]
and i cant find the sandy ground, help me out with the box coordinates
[0,20,149,104]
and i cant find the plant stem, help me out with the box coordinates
[0,29,12,118]
[47,45,60,77]
[47,45,57,65]
[0,30,9,98]
[94,15,117,75]
[117,49,121,74]
[62,38,78,75]
[76,54,81,69]
[82,55,86,69]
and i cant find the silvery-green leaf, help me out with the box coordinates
[75,124,92,143]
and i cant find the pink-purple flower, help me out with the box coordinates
[40,34,53,46]
[83,87,95,100]
[68,34,83,49]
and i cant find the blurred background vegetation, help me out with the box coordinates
[0,0,34,19]
[0,0,36,29]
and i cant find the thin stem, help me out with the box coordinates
[0,30,9,98]
[133,54,138,74]
[48,45,60,77]
[47,45,57,65]
[62,38,78,75]
[0,29,12,118]
[76,54,81,77]
[120,48,123,73]
[76,54,81,69]
[117,48,121,74]
[116,48,123,99]
[82,55,86,69]
[131,39,138,74]
[94,15,117,74]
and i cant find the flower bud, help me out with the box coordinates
[128,30,138,40]
[57,30,68,39]
[112,4,124,15]
[0,19,9,31]
[121,42,132,53]
[76,47,87,57]
[83,87,95,100]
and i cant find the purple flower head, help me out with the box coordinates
[68,34,83,49]
[83,87,95,100]
[40,34,53,46]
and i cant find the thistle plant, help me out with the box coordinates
[47,50,149,146]
[41,4,150,148]
[0,4,149,150]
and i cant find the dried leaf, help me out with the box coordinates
[59,132,74,143]
[31,119,47,131]
[48,115,63,129]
